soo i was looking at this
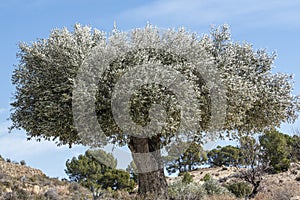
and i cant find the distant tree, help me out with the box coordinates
[165,142,207,174]
[259,129,290,173]
[126,161,138,183]
[287,129,300,162]
[65,149,134,198]
[290,135,300,162]
[207,145,242,167]
[238,131,294,198]
[20,160,26,166]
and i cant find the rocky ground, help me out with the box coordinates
[0,159,92,199]
[167,162,300,200]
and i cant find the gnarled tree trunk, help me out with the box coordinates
[128,136,168,199]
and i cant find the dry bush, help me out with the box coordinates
[252,192,271,200]
[268,184,300,200]
[203,194,236,200]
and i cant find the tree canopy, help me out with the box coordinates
[207,145,242,167]
[259,129,291,173]
[11,24,298,146]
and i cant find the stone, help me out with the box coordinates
[32,185,40,194]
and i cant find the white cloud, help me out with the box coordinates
[0,133,63,158]
[0,131,88,178]
[116,0,300,29]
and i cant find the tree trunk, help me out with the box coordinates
[129,136,169,199]
[248,181,260,199]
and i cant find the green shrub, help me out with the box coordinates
[44,189,58,200]
[182,172,193,184]
[168,181,206,200]
[272,158,290,174]
[100,169,136,192]
[202,179,228,195]
[3,192,18,200]
[202,173,212,182]
[225,182,252,198]
[15,187,29,200]
[20,160,26,166]
[69,182,80,191]
[2,187,30,200]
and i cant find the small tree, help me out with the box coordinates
[238,136,268,199]
[288,129,300,162]
[65,149,134,197]
[126,161,138,183]
[259,129,290,173]
[165,142,207,174]
[207,145,242,167]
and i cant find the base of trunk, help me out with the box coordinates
[138,168,168,199]
[129,136,169,199]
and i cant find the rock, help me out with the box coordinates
[291,196,300,200]
[32,185,41,194]
[56,185,69,195]
[45,188,59,200]
[4,187,12,193]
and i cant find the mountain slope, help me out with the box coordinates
[0,159,92,199]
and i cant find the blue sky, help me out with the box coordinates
[0,0,300,178]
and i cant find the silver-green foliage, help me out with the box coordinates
[168,181,207,200]
[202,179,228,195]
[11,24,104,146]
[10,23,299,147]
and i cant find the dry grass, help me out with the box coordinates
[252,193,272,200]
[203,194,236,200]
[267,183,300,200]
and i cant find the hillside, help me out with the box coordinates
[1,157,300,200]
[167,163,300,200]
[0,158,92,200]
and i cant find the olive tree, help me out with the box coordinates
[10,24,298,198]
